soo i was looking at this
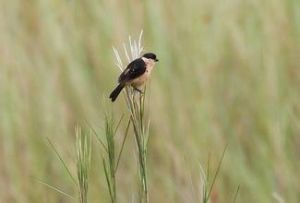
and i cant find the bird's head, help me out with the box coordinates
[142,53,159,62]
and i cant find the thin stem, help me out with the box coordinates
[46,138,77,186]
[232,185,240,203]
[207,145,227,199]
[115,119,131,172]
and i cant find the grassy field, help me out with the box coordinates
[1,0,300,202]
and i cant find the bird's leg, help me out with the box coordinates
[133,87,144,95]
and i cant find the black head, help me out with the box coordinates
[142,53,159,62]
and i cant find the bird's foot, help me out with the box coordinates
[133,87,144,95]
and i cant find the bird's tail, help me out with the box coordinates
[109,84,125,102]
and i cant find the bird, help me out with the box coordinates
[109,52,159,102]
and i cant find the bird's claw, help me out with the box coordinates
[133,87,144,95]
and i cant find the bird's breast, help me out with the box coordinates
[130,70,150,87]
[128,60,155,87]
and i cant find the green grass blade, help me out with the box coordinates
[232,185,240,203]
[207,145,228,199]
[115,119,131,172]
[35,178,75,200]
[46,137,77,186]
[84,120,108,153]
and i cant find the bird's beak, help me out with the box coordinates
[155,59,159,62]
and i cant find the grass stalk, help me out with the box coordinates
[102,114,130,203]
[103,116,117,203]
[43,128,91,203]
[113,31,150,203]
[76,126,92,203]
[202,146,227,203]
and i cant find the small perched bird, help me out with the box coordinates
[109,53,159,102]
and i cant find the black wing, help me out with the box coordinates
[118,58,146,83]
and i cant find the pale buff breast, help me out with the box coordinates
[130,58,155,88]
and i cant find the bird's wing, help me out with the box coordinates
[118,58,146,83]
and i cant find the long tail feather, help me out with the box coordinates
[109,84,125,102]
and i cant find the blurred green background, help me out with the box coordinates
[1,0,300,202]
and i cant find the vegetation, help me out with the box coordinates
[1,0,300,202]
